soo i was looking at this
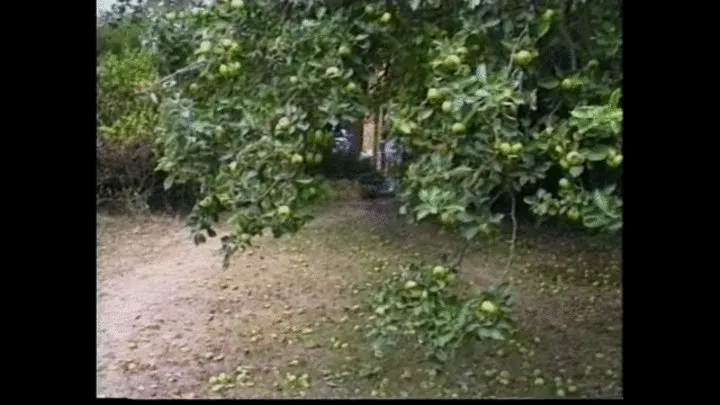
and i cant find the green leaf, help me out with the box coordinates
[537,19,552,38]
[446,166,473,177]
[569,166,584,177]
[436,333,455,348]
[608,220,622,232]
[489,213,505,224]
[465,323,480,333]
[570,106,598,119]
[468,0,483,10]
[585,145,610,161]
[476,328,492,339]
[474,89,491,99]
[419,108,434,121]
[163,175,174,190]
[457,212,474,223]
[582,214,607,229]
[462,225,479,241]
[481,18,501,28]
[488,329,506,340]
[476,64,488,83]
[477,327,506,341]
[537,78,559,89]
[592,191,610,212]
[417,208,432,221]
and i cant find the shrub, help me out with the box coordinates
[368,263,516,363]
[96,20,146,57]
[96,138,157,212]
[97,49,162,212]
[97,50,159,141]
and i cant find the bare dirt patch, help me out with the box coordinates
[96,210,370,398]
[97,215,223,398]
[97,202,621,399]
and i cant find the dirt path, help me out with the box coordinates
[97,216,223,398]
[96,203,393,399]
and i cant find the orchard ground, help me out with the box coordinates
[97,192,622,398]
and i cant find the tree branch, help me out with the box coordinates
[157,60,208,86]
[558,0,578,71]
[502,192,518,279]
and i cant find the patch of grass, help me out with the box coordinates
[323,180,364,202]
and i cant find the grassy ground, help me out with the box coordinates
[204,200,621,398]
[97,194,621,399]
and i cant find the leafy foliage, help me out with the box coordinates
[102,0,622,259]
[141,0,622,267]
[97,50,160,143]
[151,0,370,264]
[382,0,623,236]
[97,0,623,379]
[97,21,145,57]
[96,31,165,212]
[367,263,516,363]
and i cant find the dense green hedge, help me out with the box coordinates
[96,19,164,213]
[97,50,159,142]
[97,19,146,57]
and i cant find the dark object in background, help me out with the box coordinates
[319,125,364,180]
[360,179,397,199]
[315,125,392,199]
[146,178,198,216]
[330,124,361,157]
[325,126,411,200]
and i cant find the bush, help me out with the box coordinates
[368,263,516,363]
[97,50,159,140]
[97,49,162,212]
[97,20,146,57]
[96,138,157,212]
[96,3,202,215]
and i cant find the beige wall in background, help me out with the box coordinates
[362,109,388,172]
[362,116,376,157]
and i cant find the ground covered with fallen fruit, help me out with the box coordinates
[97,200,621,398]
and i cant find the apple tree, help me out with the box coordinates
[150,0,371,266]
[147,0,622,268]
[128,0,623,362]
[376,0,623,249]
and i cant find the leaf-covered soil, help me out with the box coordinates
[97,200,622,398]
